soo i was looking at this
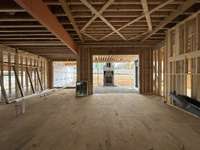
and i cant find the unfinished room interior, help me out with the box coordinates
[0,0,200,149]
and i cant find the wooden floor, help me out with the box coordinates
[0,89,200,150]
[94,86,138,93]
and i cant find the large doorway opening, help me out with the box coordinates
[53,61,76,88]
[93,55,139,94]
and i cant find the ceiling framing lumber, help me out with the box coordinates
[80,0,114,32]
[0,30,50,33]
[14,0,79,54]
[79,0,127,40]
[99,0,175,41]
[82,32,98,41]
[0,0,198,58]
[59,0,84,42]
[142,0,199,41]
[128,31,149,40]
[140,0,152,31]
[0,41,65,46]
[45,1,187,5]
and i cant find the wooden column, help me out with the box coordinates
[139,49,153,94]
[77,48,93,95]
[47,60,53,89]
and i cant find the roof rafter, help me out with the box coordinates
[141,0,152,31]
[79,0,127,40]
[99,0,175,41]
[142,0,199,41]
[59,0,84,42]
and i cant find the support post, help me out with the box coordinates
[47,60,53,89]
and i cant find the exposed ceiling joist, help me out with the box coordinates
[45,0,186,5]
[128,31,149,40]
[14,0,78,54]
[0,37,58,40]
[82,32,98,41]
[59,0,84,42]
[0,30,49,33]
[0,33,53,36]
[100,0,175,41]
[80,0,114,32]
[79,0,127,40]
[141,0,152,31]
[1,41,65,46]
[143,0,199,41]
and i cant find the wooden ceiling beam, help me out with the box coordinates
[0,9,25,13]
[59,0,84,42]
[14,0,78,54]
[100,0,174,40]
[0,33,53,36]
[0,37,58,40]
[0,41,65,46]
[80,0,114,32]
[0,18,36,22]
[0,25,43,28]
[45,0,186,5]
[141,0,152,31]
[79,0,127,40]
[81,41,156,45]
[0,30,50,33]
[143,0,199,41]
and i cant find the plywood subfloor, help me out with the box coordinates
[0,89,200,150]
[94,86,138,93]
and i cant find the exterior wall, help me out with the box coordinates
[0,44,49,103]
[77,47,153,95]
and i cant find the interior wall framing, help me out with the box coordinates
[156,11,200,104]
[152,41,166,97]
[0,45,48,103]
[77,47,153,95]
